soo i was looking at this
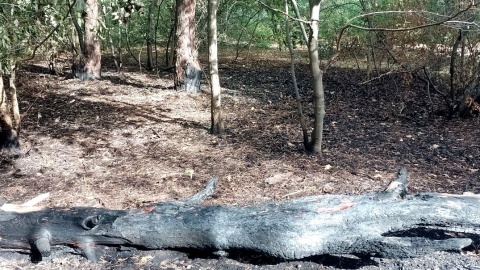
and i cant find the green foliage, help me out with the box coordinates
[100,0,175,49]
[2,0,477,77]
[0,0,32,72]
[0,0,390,69]
[109,0,144,24]
[320,0,362,43]
[0,0,71,72]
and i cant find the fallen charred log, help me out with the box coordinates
[0,169,479,263]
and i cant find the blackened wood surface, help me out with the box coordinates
[0,171,479,261]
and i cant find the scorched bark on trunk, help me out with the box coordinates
[0,169,479,263]
[0,68,20,150]
[174,0,201,93]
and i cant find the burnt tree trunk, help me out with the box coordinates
[0,169,479,263]
[0,69,20,150]
[174,0,201,93]
[73,0,101,80]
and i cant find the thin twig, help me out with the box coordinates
[423,67,447,98]
[326,3,476,72]
[360,70,394,85]
[21,193,50,207]
[346,3,476,32]
[257,0,309,24]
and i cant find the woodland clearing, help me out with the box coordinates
[0,50,479,269]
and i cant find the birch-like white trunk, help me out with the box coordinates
[308,0,326,155]
[208,0,223,133]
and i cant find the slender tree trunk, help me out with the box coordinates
[118,26,123,71]
[286,0,308,148]
[101,7,121,72]
[449,29,463,117]
[70,5,85,56]
[0,67,20,150]
[166,22,175,66]
[154,0,165,67]
[208,0,223,134]
[146,0,157,70]
[174,0,201,93]
[83,0,101,79]
[290,0,308,45]
[8,70,19,131]
[307,0,325,155]
[359,0,379,79]
[0,72,12,145]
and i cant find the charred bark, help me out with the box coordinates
[174,0,201,93]
[0,169,479,263]
[72,0,101,80]
[0,70,20,151]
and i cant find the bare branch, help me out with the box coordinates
[21,193,50,207]
[346,3,476,32]
[322,26,348,72]
[325,3,477,72]
[289,0,308,45]
[256,0,309,24]
[184,178,218,205]
[422,67,447,98]
[443,20,480,31]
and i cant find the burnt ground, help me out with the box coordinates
[0,50,479,269]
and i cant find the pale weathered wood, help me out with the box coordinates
[0,169,478,263]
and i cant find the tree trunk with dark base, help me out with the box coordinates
[84,0,101,79]
[208,0,223,134]
[0,70,20,150]
[73,0,101,80]
[174,0,201,93]
[0,169,479,263]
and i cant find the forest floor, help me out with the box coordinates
[1,50,480,269]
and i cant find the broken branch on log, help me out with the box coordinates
[0,169,479,263]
